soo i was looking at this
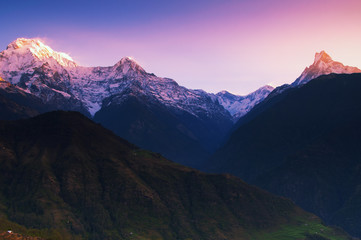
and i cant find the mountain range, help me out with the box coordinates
[2,39,359,168]
[0,38,275,120]
[1,39,358,127]
[0,38,275,167]
[1,37,361,239]
[1,39,358,167]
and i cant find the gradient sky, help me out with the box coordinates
[1,0,361,95]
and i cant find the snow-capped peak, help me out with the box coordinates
[292,50,361,86]
[6,38,77,68]
[256,85,274,92]
[314,50,333,64]
[113,56,145,75]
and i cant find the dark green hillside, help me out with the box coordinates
[209,73,361,238]
[0,111,350,240]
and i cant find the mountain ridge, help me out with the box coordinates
[0,110,353,240]
[0,37,272,166]
[1,38,361,168]
[0,38,272,120]
[214,85,275,120]
[292,50,361,86]
[208,73,361,238]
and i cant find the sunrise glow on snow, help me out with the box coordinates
[1,0,361,94]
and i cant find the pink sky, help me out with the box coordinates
[2,0,361,95]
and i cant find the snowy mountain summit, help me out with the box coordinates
[1,40,361,166]
[2,38,77,75]
[0,38,238,165]
[0,38,232,119]
[292,50,361,86]
[214,50,361,120]
[1,39,358,122]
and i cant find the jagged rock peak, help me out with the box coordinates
[257,85,275,92]
[292,50,361,86]
[216,90,236,98]
[314,50,333,64]
[6,38,77,68]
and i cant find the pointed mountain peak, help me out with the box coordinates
[217,90,231,96]
[117,56,141,66]
[292,51,361,86]
[5,38,77,68]
[257,85,275,92]
[114,56,145,74]
[314,50,333,64]
[119,56,136,63]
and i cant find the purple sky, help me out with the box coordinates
[1,0,361,94]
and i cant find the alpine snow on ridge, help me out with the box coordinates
[0,38,272,166]
[0,38,271,120]
[214,85,274,120]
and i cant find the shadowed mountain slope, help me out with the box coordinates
[209,73,361,238]
[0,111,351,240]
